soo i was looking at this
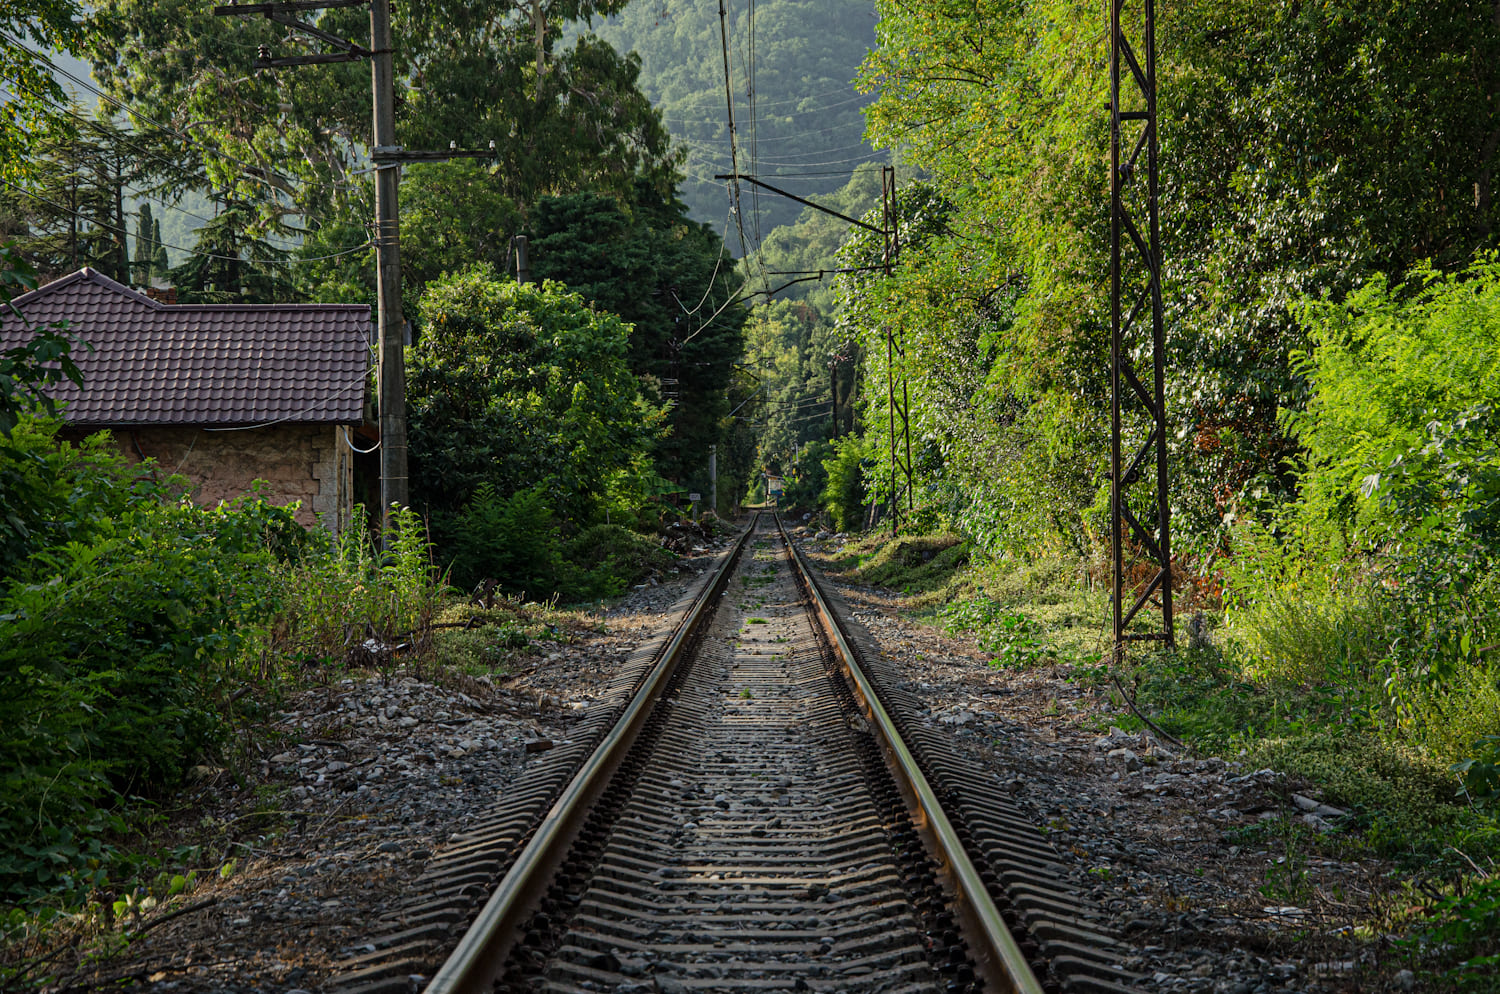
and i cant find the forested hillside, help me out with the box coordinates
[588,0,883,236]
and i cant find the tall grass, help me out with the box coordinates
[238,505,448,680]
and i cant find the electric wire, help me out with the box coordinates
[674,121,868,145]
[3,35,304,204]
[679,137,880,159]
[672,205,733,319]
[737,149,887,168]
[716,0,750,263]
[343,424,381,453]
[0,175,372,266]
[202,371,370,431]
[0,68,356,253]
[659,87,870,121]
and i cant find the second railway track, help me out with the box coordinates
[336,516,1143,994]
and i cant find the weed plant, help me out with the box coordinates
[238,505,446,681]
[1400,875,1500,990]
[0,419,451,907]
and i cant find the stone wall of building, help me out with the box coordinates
[96,424,353,532]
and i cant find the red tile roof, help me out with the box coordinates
[0,269,371,427]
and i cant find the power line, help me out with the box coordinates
[673,121,867,146]
[2,34,303,205]
[738,149,886,168]
[716,0,750,264]
[673,206,734,319]
[0,80,224,230]
[0,58,358,252]
[680,137,879,159]
[660,86,870,120]
[0,175,370,266]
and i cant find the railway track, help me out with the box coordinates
[334,516,1143,994]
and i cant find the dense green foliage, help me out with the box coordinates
[408,268,664,521]
[835,0,1500,555]
[0,246,85,440]
[0,412,447,901]
[811,3,1500,966]
[0,0,88,177]
[407,268,682,596]
[1290,257,1500,535]
[527,185,746,489]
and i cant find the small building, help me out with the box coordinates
[1,268,374,532]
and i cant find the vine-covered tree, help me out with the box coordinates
[841,0,1500,554]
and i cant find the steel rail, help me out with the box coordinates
[421,514,759,994]
[776,516,1048,994]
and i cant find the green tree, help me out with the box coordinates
[400,160,522,310]
[528,184,746,489]
[0,0,88,180]
[169,194,294,304]
[131,202,167,286]
[407,266,666,525]
[588,0,884,229]
[837,0,1500,554]
[88,0,680,299]
[4,110,198,285]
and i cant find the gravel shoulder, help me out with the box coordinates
[799,535,1407,994]
[36,554,724,994]
[35,527,1407,994]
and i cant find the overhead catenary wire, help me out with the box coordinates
[670,204,734,318]
[0,175,372,266]
[678,137,879,160]
[666,83,871,117]
[716,0,751,264]
[3,35,305,205]
[672,120,867,145]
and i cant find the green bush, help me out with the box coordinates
[0,496,297,900]
[444,488,673,603]
[561,523,675,597]
[1290,255,1500,533]
[0,418,170,585]
[409,269,666,524]
[1404,875,1500,991]
[821,434,868,532]
[445,484,564,598]
[1227,570,1394,687]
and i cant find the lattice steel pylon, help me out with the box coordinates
[882,165,913,536]
[1110,0,1173,654]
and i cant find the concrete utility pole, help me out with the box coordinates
[371,0,408,524]
[216,0,412,533]
[709,444,718,515]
